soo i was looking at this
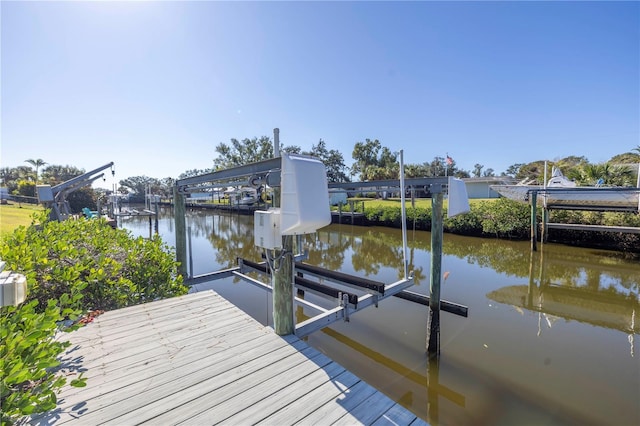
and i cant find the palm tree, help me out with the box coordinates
[577,163,634,186]
[24,158,47,184]
[633,145,640,155]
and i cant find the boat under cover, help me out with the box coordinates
[490,168,640,211]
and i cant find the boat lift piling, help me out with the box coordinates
[427,184,444,357]
[272,235,295,335]
[174,186,188,278]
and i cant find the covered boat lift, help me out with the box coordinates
[174,132,469,356]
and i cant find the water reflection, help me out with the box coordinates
[120,208,640,425]
[488,248,639,356]
[295,304,465,424]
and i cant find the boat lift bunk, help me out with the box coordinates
[236,257,468,337]
[178,151,469,339]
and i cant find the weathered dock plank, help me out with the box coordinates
[223,361,348,425]
[333,391,398,425]
[47,325,273,412]
[29,290,426,425]
[372,403,426,426]
[293,380,379,424]
[119,343,315,424]
[256,369,361,425]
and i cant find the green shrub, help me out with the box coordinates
[0,299,84,425]
[581,211,604,225]
[1,211,187,312]
[602,212,640,227]
[444,207,483,236]
[472,198,530,239]
[356,197,637,249]
[549,209,584,223]
[407,207,431,231]
[363,199,532,238]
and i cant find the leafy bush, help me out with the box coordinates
[1,211,187,312]
[359,197,638,250]
[602,212,640,227]
[548,209,584,223]
[407,207,431,231]
[0,300,84,425]
[444,207,483,236]
[475,198,530,238]
[364,198,531,238]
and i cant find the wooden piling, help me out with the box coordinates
[530,190,538,252]
[426,186,443,357]
[174,187,188,278]
[188,226,194,279]
[270,180,294,336]
[541,207,549,243]
[154,201,159,232]
[272,235,294,335]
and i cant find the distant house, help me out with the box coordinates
[186,191,219,203]
[328,189,348,206]
[0,187,9,204]
[462,177,516,199]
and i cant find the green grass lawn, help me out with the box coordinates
[343,197,495,210]
[0,202,43,239]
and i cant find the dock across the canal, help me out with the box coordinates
[30,291,427,425]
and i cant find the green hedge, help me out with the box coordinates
[362,197,639,247]
[364,198,531,238]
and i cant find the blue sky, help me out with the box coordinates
[2,1,638,189]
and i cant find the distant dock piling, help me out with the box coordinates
[530,190,538,252]
[174,186,188,278]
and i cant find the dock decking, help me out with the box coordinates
[331,211,367,225]
[30,291,427,425]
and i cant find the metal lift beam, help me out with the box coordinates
[239,258,360,307]
[294,262,385,295]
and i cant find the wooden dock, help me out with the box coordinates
[331,211,367,225]
[331,200,367,225]
[185,202,263,215]
[29,291,427,425]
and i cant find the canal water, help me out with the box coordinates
[119,207,639,425]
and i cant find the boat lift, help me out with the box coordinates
[176,150,469,347]
[36,162,114,221]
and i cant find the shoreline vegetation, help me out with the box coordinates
[357,197,640,255]
[185,196,640,255]
[2,197,639,255]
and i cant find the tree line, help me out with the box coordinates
[3,143,639,202]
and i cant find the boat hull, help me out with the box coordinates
[490,185,640,211]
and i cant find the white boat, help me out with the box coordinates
[224,187,259,206]
[490,168,640,211]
